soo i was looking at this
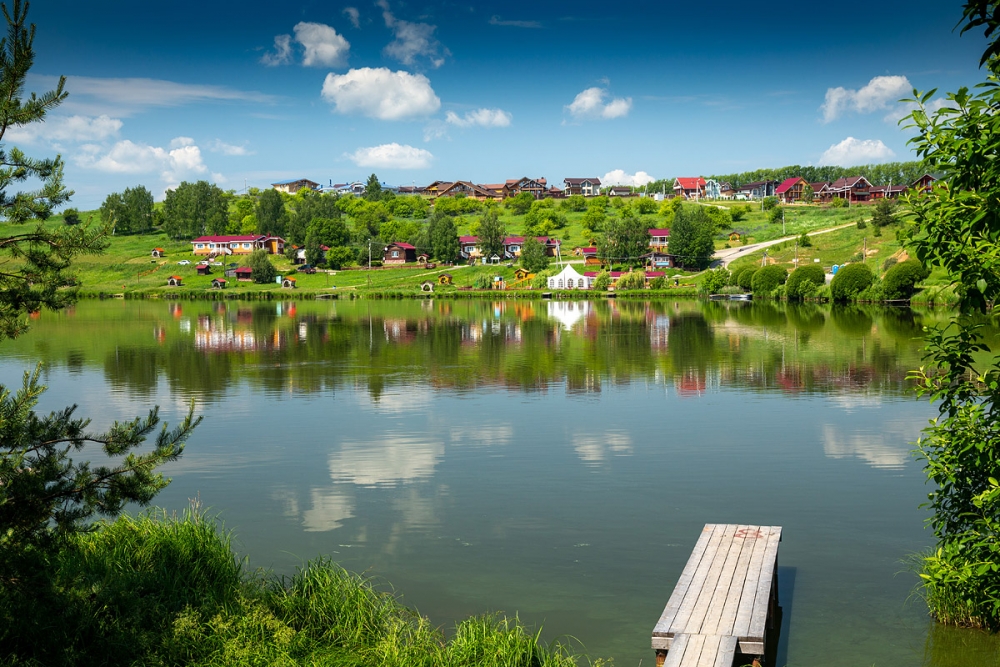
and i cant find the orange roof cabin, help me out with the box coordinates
[167,275,183,286]
[271,178,319,194]
[151,247,165,257]
[673,177,707,200]
[775,177,809,203]
[190,235,284,256]
[281,277,297,288]
[383,242,417,265]
[211,278,227,289]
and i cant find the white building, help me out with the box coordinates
[547,264,590,290]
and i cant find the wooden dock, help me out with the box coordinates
[652,524,782,667]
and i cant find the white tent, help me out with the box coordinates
[547,264,588,290]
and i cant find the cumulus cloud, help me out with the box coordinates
[321,67,440,120]
[821,75,911,123]
[818,137,895,166]
[378,0,449,68]
[76,137,208,183]
[207,139,253,156]
[262,22,350,67]
[5,114,122,144]
[603,169,655,187]
[348,143,433,169]
[445,108,512,128]
[489,15,541,28]
[342,7,361,29]
[566,87,632,120]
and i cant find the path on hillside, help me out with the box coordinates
[713,222,856,268]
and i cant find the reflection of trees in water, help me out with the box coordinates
[831,305,874,337]
[668,312,715,373]
[104,347,162,396]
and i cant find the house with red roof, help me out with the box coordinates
[503,236,561,259]
[775,177,810,203]
[829,176,872,203]
[383,242,417,264]
[649,228,670,251]
[190,234,285,256]
[673,177,707,200]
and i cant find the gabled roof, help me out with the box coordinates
[775,177,807,194]
[387,242,416,250]
[829,176,871,190]
[810,182,830,191]
[581,246,598,255]
[437,181,493,198]
[564,177,602,186]
[459,235,479,244]
[272,178,319,186]
[192,235,265,243]
[674,177,706,190]
[648,228,670,236]
[234,266,253,274]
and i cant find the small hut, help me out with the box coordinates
[728,232,742,242]
[420,280,434,292]
[513,267,533,281]
[196,263,211,275]
[234,266,253,282]
[282,277,297,289]
[438,273,453,285]
[211,278,226,289]
[151,248,165,258]
[167,275,183,286]
[416,253,430,264]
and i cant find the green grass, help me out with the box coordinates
[1,508,606,666]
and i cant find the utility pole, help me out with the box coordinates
[782,208,786,236]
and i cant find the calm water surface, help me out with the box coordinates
[3,298,999,667]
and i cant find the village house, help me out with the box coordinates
[563,178,602,196]
[869,184,908,199]
[383,242,417,265]
[704,179,722,199]
[829,176,872,203]
[641,251,675,270]
[190,235,285,256]
[503,236,561,259]
[271,179,319,194]
[912,173,938,193]
[234,267,253,282]
[810,182,832,202]
[581,246,602,266]
[673,177,707,200]
[719,182,736,199]
[436,181,500,201]
[775,177,810,203]
[423,180,452,196]
[547,185,566,198]
[649,228,670,251]
[459,235,480,261]
[736,180,779,199]
[607,186,632,197]
[481,183,511,199]
[506,177,548,199]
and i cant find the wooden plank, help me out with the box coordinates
[700,524,751,635]
[731,526,772,639]
[685,634,707,667]
[653,524,721,637]
[746,527,782,644]
[685,524,739,634]
[714,525,758,637]
[696,635,722,667]
[662,634,691,667]
[669,525,730,634]
[714,636,738,667]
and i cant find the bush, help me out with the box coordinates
[699,267,730,295]
[737,267,757,290]
[762,196,778,211]
[768,205,784,224]
[634,197,658,214]
[750,265,788,294]
[785,265,826,299]
[729,265,750,287]
[798,233,812,247]
[649,275,668,289]
[882,259,930,300]
[856,218,867,229]
[615,270,646,290]
[325,246,355,270]
[882,256,898,271]
[830,263,874,301]
[829,197,848,208]
[592,270,611,290]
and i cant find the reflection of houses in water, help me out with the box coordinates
[673,369,721,397]
[384,318,418,343]
[547,301,591,331]
[648,313,670,350]
[459,319,522,346]
[194,329,259,351]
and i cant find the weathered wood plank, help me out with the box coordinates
[653,525,718,638]
[714,636,738,667]
[746,527,782,644]
[714,525,757,637]
[669,525,729,634]
[686,524,739,634]
[731,526,771,639]
[662,634,691,667]
[700,524,750,635]
[695,635,722,667]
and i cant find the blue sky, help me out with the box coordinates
[19,0,988,208]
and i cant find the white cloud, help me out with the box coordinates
[261,34,292,66]
[566,87,632,120]
[818,137,895,166]
[5,113,122,144]
[348,143,433,169]
[207,139,253,156]
[489,15,541,28]
[329,435,444,487]
[343,7,361,29]
[377,0,449,68]
[294,22,350,67]
[821,75,911,123]
[603,169,655,187]
[423,120,449,142]
[321,67,440,120]
[572,431,633,465]
[302,489,355,532]
[76,137,208,183]
[445,108,512,128]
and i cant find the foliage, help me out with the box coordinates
[700,267,731,295]
[303,231,324,268]
[829,263,873,301]
[649,275,668,289]
[730,266,752,289]
[307,216,351,249]
[378,219,421,245]
[350,200,391,238]
[785,265,826,299]
[703,205,732,231]
[768,204,784,224]
[247,248,276,284]
[523,204,567,236]
[709,160,927,190]
[477,207,505,260]
[857,218,867,229]
[799,232,812,247]
[668,206,715,269]
[505,191,534,215]
[428,211,459,261]
[62,208,80,225]
[634,197,658,214]
[829,197,848,208]
[519,235,549,272]
[435,195,482,216]
[737,266,757,290]
[100,186,153,235]
[563,194,587,212]
[388,194,429,219]
[597,208,649,267]
[730,206,746,223]
[227,196,256,235]
[615,269,646,290]
[750,265,788,294]
[593,270,611,290]
[255,188,287,237]
[364,173,382,201]
[581,206,606,233]
[762,196,778,211]
[287,192,340,244]
[658,196,682,223]
[802,183,815,203]
[871,198,897,228]
[325,245,354,270]
[162,181,228,239]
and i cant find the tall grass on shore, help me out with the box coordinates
[1,508,604,666]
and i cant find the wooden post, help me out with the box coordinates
[655,649,666,667]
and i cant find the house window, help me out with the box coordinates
[243,243,250,248]
[392,251,399,257]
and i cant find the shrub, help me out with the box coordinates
[634,197,658,214]
[699,267,730,295]
[729,265,750,287]
[762,196,778,211]
[830,263,874,301]
[798,233,812,247]
[882,259,930,300]
[856,218,867,229]
[615,270,646,290]
[750,265,788,294]
[768,205,784,224]
[325,246,355,270]
[737,267,757,290]
[649,275,667,289]
[829,197,848,208]
[592,270,611,290]
[785,265,826,299]
[882,256,898,271]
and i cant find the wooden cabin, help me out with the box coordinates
[167,275,182,286]
[211,278,227,289]
[235,267,253,282]
[383,242,417,265]
[196,263,211,275]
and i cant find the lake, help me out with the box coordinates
[2,298,998,666]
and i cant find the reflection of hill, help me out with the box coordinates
[6,299,961,401]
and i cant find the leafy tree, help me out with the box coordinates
[593,270,612,290]
[307,216,351,249]
[429,211,459,261]
[256,188,287,237]
[658,196,683,223]
[615,269,646,290]
[247,248,276,284]
[597,208,649,267]
[506,192,534,215]
[582,206,606,233]
[364,173,382,201]
[768,204,784,224]
[100,185,153,235]
[563,194,587,212]
[668,206,715,269]
[881,259,929,300]
[227,196,256,234]
[162,181,228,239]
[829,263,873,301]
[378,219,421,245]
[798,232,811,247]
[303,230,324,267]
[477,207,506,260]
[61,207,80,225]
[325,246,354,270]
[634,197,658,214]
[730,207,746,223]
[786,265,825,299]
[287,191,340,244]
[350,200,391,237]
[519,236,549,272]
[750,265,788,294]
[699,267,730,295]
[390,195,429,219]
[829,196,848,208]
[802,183,815,203]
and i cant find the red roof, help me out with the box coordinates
[388,242,416,250]
[775,177,805,195]
[234,266,252,274]
[192,235,264,243]
[581,246,598,254]
[169,275,182,280]
[459,235,478,244]
[674,177,706,190]
[583,271,665,279]
[648,228,670,236]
